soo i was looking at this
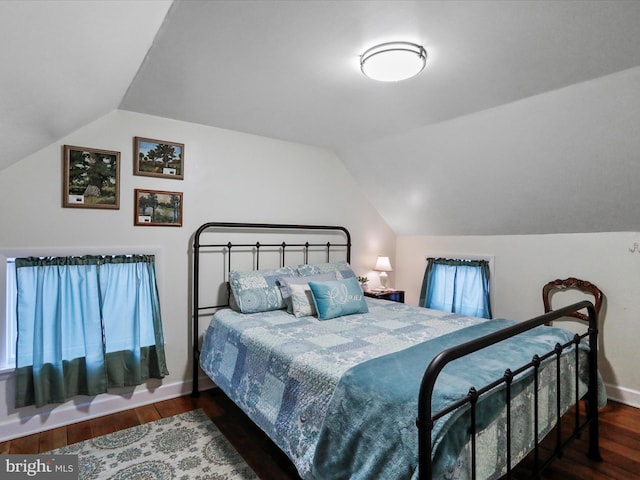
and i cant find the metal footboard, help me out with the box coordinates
[417,301,601,479]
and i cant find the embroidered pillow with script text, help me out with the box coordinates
[308,276,368,320]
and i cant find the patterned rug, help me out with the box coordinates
[49,409,258,480]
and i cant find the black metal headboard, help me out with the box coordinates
[191,221,352,396]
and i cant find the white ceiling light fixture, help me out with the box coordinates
[360,41,427,82]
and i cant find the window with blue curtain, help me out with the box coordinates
[419,257,492,319]
[14,254,168,408]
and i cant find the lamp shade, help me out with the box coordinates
[360,42,427,82]
[374,256,392,272]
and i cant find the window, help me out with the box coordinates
[7,253,168,408]
[2,248,164,374]
[419,257,492,319]
[0,257,16,373]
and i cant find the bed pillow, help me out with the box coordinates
[225,282,241,312]
[277,272,337,315]
[308,276,368,320]
[228,266,297,313]
[296,260,356,280]
[289,283,320,318]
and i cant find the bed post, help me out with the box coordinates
[191,222,208,397]
[586,302,602,461]
[191,228,201,397]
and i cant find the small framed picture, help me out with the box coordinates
[63,145,120,209]
[134,136,184,179]
[134,189,183,227]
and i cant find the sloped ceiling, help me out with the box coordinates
[4,0,640,235]
[0,0,172,171]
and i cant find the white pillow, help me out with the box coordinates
[288,283,319,318]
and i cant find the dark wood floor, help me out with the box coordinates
[1,389,639,479]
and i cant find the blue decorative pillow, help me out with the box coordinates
[277,272,337,315]
[229,266,297,313]
[226,282,240,312]
[296,260,356,280]
[308,277,368,320]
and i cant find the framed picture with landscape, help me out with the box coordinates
[134,136,184,179]
[63,145,120,209]
[134,189,183,227]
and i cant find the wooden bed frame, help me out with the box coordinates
[191,221,602,479]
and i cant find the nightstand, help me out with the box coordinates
[363,289,405,304]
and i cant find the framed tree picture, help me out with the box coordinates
[63,145,120,209]
[134,137,184,179]
[134,189,183,227]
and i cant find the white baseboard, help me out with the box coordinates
[605,382,640,408]
[2,378,637,444]
[0,376,215,443]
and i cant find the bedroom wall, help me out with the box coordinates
[338,66,640,237]
[0,110,396,441]
[395,232,640,408]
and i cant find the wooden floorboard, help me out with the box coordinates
[134,402,162,424]
[38,426,66,452]
[65,418,93,447]
[110,407,140,432]
[0,390,637,479]
[88,414,116,438]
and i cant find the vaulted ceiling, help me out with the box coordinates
[4,0,640,235]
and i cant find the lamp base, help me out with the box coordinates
[379,271,389,289]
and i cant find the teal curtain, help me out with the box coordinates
[419,257,492,319]
[15,255,168,408]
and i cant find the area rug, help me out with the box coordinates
[48,409,258,480]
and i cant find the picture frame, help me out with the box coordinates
[134,189,183,227]
[134,136,184,179]
[63,145,120,209]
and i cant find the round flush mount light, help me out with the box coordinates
[360,41,427,82]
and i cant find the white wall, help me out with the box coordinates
[339,66,640,237]
[0,110,395,441]
[396,232,640,407]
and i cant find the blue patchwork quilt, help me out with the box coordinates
[199,299,602,479]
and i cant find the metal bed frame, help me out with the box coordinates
[191,221,601,479]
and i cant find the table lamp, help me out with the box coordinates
[374,256,392,290]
